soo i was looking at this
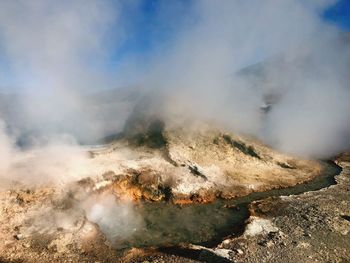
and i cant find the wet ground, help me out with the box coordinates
[114,161,340,249]
[0,160,345,263]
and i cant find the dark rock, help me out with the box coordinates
[188,165,207,180]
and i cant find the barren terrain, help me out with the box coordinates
[1,124,348,262]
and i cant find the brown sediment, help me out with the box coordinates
[172,191,217,205]
[0,122,337,262]
[85,164,325,207]
[74,123,326,207]
[95,161,324,205]
[0,158,341,262]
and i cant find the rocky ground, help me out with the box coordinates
[138,157,350,263]
[0,124,348,262]
[90,122,324,204]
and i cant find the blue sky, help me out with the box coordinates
[103,0,350,88]
[107,0,195,69]
[111,0,350,64]
[323,0,350,30]
[0,0,349,92]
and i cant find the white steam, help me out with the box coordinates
[143,0,350,158]
[82,194,143,243]
[0,121,93,188]
[0,0,132,142]
[0,0,349,175]
[0,119,15,176]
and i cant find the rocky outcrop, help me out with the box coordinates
[0,142,347,262]
[0,102,342,262]
[89,119,325,204]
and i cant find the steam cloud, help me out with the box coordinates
[0,125,92,189]
[82,194,144,244]
[0,0,130,143]
[143,0,350,158]
[0,0,349,183]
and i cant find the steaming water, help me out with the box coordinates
[113,162,341,249]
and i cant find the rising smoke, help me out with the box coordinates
[81,194,144,244]
[0,0,349,159]
[0,0,129,144]
[0,0,131,184]
[143,0,350,158]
